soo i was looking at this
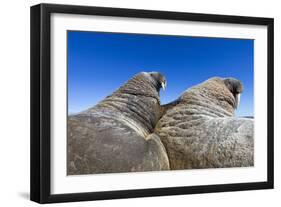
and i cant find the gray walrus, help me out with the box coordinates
[155,77,254,170]
[67,72,170,175]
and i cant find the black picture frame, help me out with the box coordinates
[30,3,274,204]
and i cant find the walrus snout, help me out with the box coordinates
[223,78,243,108]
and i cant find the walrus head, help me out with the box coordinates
[173,77,243,116]
[148,72,167,92]
[223,78,243,109]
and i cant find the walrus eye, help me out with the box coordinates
[161,81,166,91]
[235,93,240,109]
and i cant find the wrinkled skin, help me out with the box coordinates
[67,72,170,175]
[155,77,254,170]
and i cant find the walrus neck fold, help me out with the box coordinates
[177,78,238,117]
[83,73,163,135]
[115,74,161,102]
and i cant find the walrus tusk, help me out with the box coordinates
[235,93,240,108]
[161,81,166,91]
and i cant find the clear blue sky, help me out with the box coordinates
[68,31,254,117]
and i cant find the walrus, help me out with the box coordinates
[67,72,170,175]
[155,77,254,170]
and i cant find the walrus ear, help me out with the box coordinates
[223,78,243,109]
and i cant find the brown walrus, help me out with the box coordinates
[67,72,170,175]
[155,77,254,170]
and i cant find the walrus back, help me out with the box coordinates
[67,111,169,175]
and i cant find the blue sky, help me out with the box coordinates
[68,31,254,117]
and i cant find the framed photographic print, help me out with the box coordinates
[30,3,274,203]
